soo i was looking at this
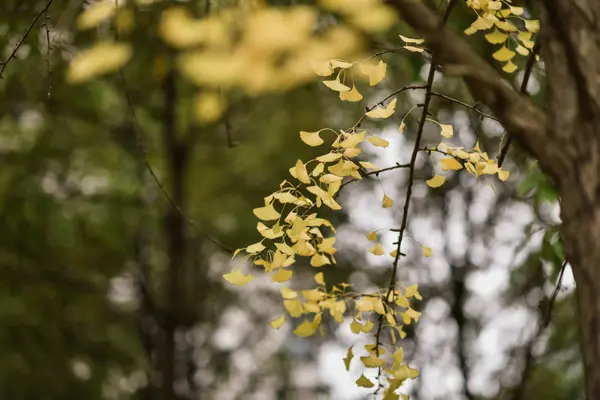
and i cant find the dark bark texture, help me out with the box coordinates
[387,0,600,398]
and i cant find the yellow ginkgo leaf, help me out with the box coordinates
[426,174,446,188]
[390,249,399,258]
[194,91,225,124]
[246,242,266,254]
[382,194,394,208]
[330,59,353,69]
[300,130,324,147]
[524,19,540,33]
[484,29,508,44]
[295,160,311,184]
[369,243,385,256]
[310,253,331,267]
[368,135,390,148]
[271,268,293,283]
[359,161,379,170]
[281,286,298,299]
[399,35,425,44]
[510,6,524,15]
[399,121,405,133]
[493,47,516,62]
[464,26,478,35]
[343,346,354,371]
[440,157,463,171]
[440,124,454,138]
[67,42,132,84]
[471,16,494,31]
[421,245,432,257]
[361,355,385,368]
[294,319,317,337]
[366,98,397,119]
[314,272,325,285]
[516,45,529,56]
[270,315,286,329]
[323,79,351,92]
[359,60,386,86]
[317,152,343,163]
[367,231,377,241]
[403,45,424,53]
[498,169,510,181]
[356,375,375,388]
[284,299,303,317]
[310,60,333,76]
[223,269,255,285]
[77,0,117,30]
[503,61,518,73]
[340,85,363,102]
[253,204,281,221]
[312,163,325,177]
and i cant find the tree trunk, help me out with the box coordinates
[388,0,600,397]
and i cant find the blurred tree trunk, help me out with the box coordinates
[388,0,600,398]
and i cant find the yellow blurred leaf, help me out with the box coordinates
[382,194,394,208]
[295,160,311,184]
[367,231,377,241]
[359,60,386,86]
[281,286,298,299]
[294,319,317,337]
[356,375,375,388]
[271,268,293,283]
[498,169,510,181]
[314,272,325,285]
[421,245,432,257]
[426,174,446,188]
[343,346,354,371]
[223,269,255,285]
[484,29,508,44]
[270,315,286,329]
[253,204,280,221]
[440,124,454,138]
[194,92,225,124]
[525,19,540,33]
[403,45,424,53]
[502,61,518,73]
[77,0,116,30]
[284,299,303,317]
[399,35,424,44]
[311,60,333,76]
[366,98,397,119]
[67,42,132,84]
[440,157,463,171]
[369,243,385,256]
[361,355,385,368]
[323,79,351,92]
[368,135,390,148]
[493,47,516,62]
[310,253,331,267]
[340,85,363,102]
[359,161,379,170]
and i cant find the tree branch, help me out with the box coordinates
[385,0,568,181]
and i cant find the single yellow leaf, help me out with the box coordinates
[284,299,303,317]
[343,346,353,371]
[356,375,375,388]
[421,245,432,257]
[323,79,351,92]
[330,59,353,69]
[471,16,494,31]
[516,45,529,56]
[300,130,324,147]
[359,161,379,170]
[194,91,225,124]
[367,231,377,241]
[361,355,385,368]
[399,121,405,133]
[294,319,317,337]
[464,26,478,35]
[340,84,363,102]
[368,135,390,148]
[498,169,510,181]
[510,6,524,15]
[525,19,540,33]
[223,269,255,285]
[405,284,422,300]
[66,42,132,83]
[271,268,293,283]
[310,253,331,267]
[399,35,424,44]
[369,243,385,256]
[382,194,394,208]
[295,160,311,184]
[426,174,446,188]
[484,29,508,44]
[281,286,298,299]
[343,147,362,157]
[502,61,518,73]
[366,98,397,119]
[253,204,280,221]
[317,152,343,163]
[270,315,286,329]
[493,47,516,62]
[246,242,266,254]
[312,163,325,177]
[359,60,386,86]
[310,60,333,76]
[440,157,463,171]
[77,0,116,30]
[440,124,454,138]
[403,45,424,53]
[314,272,325,286]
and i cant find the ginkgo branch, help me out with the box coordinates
[354,85,427,129]
[431,92,498,122]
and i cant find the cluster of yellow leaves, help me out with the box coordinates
[464,0,539,73]
[426,142,510,188]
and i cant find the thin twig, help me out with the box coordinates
[0,0,54,80]
[497,43,540,167]
[505,260,568,400]
[374,0,458,393]
[431,92,498,121]
[44,9,52,98]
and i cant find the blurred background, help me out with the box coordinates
[0,0,581,399]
